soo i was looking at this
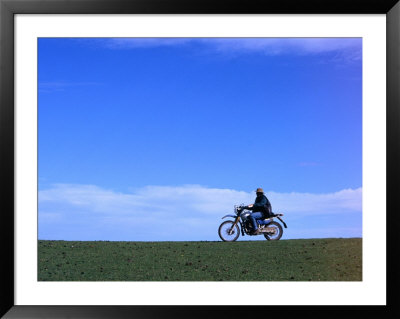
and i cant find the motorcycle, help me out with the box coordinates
[218,204,288,242]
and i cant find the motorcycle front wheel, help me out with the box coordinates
[218,220,240,242]
[263,221,283,241]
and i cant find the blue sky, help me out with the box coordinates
[38,38,362,241]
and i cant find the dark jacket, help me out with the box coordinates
[253,194,272,216]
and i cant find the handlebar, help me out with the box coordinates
[235,205,249,214]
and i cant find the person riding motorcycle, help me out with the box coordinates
[241,188,272,235]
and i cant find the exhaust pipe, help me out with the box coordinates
[260,227,276,233]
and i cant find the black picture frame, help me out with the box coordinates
[1,0,399,318]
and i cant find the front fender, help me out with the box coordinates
[221,214,237,219]
[276,216,288,228]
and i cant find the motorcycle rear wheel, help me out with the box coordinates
[263,221,283,241]
[218,220,240,242]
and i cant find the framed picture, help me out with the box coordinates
[1,0,398,317]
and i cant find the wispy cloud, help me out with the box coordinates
[99,38,192,49]
[297,162,322,167]
[39,184,362,241]
[39,81,103,93]
[201,38,361,58]
[77,37,361,61]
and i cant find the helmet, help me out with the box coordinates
[255,188,264,193]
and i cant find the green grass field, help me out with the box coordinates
[38,238,362,281]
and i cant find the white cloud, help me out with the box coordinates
[39,81,103,93]
[100,38,191,49]
[81,38,361,60]
[39,183,361,217]
[200,38,361,57]
[267,188,362,216]
[39,184,362,241]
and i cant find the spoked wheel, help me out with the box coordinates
[218,220,240,242]
[263,221,283,241]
